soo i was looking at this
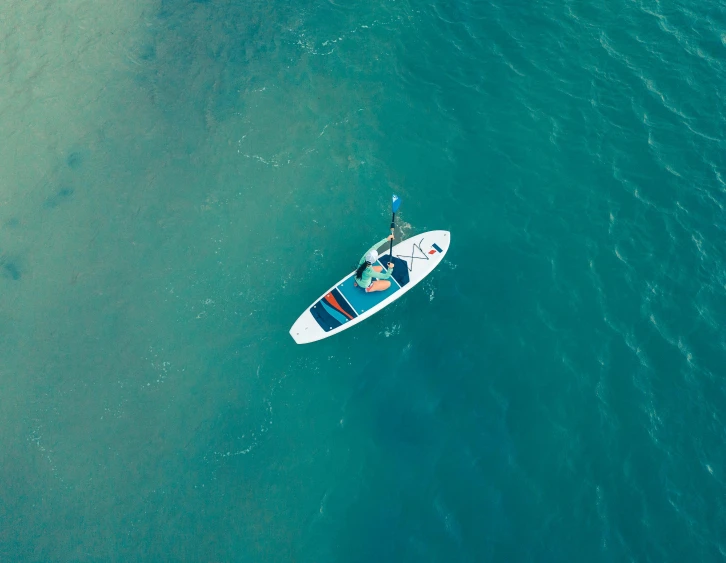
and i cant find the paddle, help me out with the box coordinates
[388,194,401,263]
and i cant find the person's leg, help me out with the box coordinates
[362,266,386,291]
[366,280,391,292]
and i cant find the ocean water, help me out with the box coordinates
[1,0,725,560]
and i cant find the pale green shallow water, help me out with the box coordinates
[1,0,725,561]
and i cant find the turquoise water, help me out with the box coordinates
[1,0,725,560]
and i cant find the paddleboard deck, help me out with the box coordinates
[290,230,450,344]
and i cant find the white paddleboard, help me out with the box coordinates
[290,230,450,344]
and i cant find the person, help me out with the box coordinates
[354,234,395,292]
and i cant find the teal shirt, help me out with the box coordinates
[356,238,394,288]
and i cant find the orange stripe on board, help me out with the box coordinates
[325,292,354,320]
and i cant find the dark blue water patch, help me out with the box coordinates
[43,186,75,209]
[342,493,403,563]
[66,151,84,169]
[4,217,20,228]
[138,43,157,62]
[135,0,300,130]
[1,259,21,280]
[373,397,437,451]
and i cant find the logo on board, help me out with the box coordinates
[428,243,443,255]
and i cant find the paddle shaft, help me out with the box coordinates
[388,212,396,261]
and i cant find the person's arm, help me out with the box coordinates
[372,264,394,280]
[359,237,391,264]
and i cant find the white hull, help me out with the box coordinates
[290,230,450,344]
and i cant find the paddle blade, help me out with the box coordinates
[392,194,401,213]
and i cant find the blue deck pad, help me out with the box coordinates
[329,288,358,318]
[377,255,410,287]
[337,262,401,314]
[320,300,349,325]
[310,301,342,332]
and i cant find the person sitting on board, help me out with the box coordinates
[354,234,395,293]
